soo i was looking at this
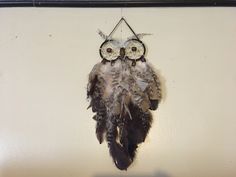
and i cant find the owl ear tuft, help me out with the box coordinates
[97,29,107,40]
[128,33,152,40]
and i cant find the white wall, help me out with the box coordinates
[0,7,236,177]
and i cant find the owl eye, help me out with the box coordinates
[131,47,137,52]
[106,48,113,53]
[99,40,120,62]
[125,39,146,60]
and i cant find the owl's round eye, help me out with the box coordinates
[131,47,137,52]
[99,40,120,62]
[125,39,146,60]
[106,48,113,53]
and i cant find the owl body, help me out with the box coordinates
[88,18,161,170]
[87,59,161,170]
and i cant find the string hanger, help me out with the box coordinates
[107,17,140,41]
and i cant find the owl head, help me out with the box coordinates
[98,18,150,66]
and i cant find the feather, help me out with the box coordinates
[127,33,152,40]
[87,58,161,170]
[106,117,132,170]
[94,114,106,144]
[97,29,108,40]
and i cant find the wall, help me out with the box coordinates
[0,7,236,177]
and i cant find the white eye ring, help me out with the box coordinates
[124,39,146,60]
[99,40,120,62]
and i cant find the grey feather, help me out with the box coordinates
[127,33,152,40]
[87,58,162,170]
[97,29,108,40]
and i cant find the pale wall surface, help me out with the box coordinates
[0,7,236,177]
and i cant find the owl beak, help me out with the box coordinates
[119,47,125,60]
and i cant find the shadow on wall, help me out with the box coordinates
[1,157,171,177]
[94,171,171,177]
[0,154,171,177]
[1,165,171,177]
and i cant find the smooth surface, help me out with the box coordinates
[0,8,236,177]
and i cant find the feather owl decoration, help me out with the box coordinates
[87,18,162,170]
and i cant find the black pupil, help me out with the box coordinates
[132,47,137,52]
[107,48,112,53]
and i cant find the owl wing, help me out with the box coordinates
[87,63,107,144]
[133,62,162,111]
[145,63,162,110]
[122,62,161,160]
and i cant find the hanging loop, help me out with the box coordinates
[107,17,140,40]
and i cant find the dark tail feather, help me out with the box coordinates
[96,120,106,144]
[129,104,153,142]
[118,119,129,151]
[109,141,132,170]
[106,119,132,170]
[126,123,140,161]
[93,114,107,144]
[139,110,153,142]
[149,99,159,110]
[125,104,153,160]
[118,113,139,161]
[127,142,138,161]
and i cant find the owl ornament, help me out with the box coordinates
[87,18,162,170]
